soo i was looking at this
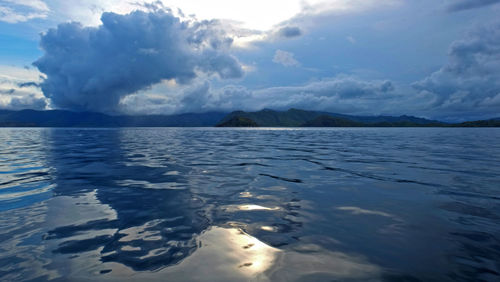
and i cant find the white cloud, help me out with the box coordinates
[273,50,300,67]
[3,0,49,11]
[0,0,49,23]
[43,0,329,30]
[37,0,402,35]
[0,65,47,110]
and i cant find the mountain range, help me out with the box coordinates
[217,109,445,127]
[0,108,498,127]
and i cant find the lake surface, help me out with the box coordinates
[0,128,499,281]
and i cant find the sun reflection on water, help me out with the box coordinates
[224,204,281,212]
[149,226,281,281]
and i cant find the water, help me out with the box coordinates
[0,128,499,281]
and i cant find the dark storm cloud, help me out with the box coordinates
[33,10,243,113]
[277,26,302,38]
[447,0,500,11]
[413,20,500,118]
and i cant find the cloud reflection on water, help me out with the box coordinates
[1,128,499,281]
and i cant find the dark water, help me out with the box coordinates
[0,128,499,281]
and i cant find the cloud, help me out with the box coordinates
[17,81,40,88]
[119,75,399,116]
[272,50,300,67]
[33,9,244,113]
[120,68,497,121]
[46,0,382,31]
[3,94,47,110]
[277,26,302,38]
[0,65,47,110]
[412,20,500,119]
[119,79,249,114]
[5,0,49,11]
[447,0,500,12]
[34,0,402,50]
[249,76,396,112]
[0,0,49,23]
[0,88,15,94]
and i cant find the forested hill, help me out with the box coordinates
[216,109,499,127]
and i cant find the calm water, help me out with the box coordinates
[0,128,499,281]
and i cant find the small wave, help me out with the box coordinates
[303,158,443,188]
[234,162,270,167]
[259,173,303,183]
[0,182,55,212]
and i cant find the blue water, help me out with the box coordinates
[0,128,499,281]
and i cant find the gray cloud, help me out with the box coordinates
[412,20,500,119]
[447,0,500,12]
[0,91,47,110]
[277,26,302,38]
[0,88,15,94]
[250,77,396,112]
[8,94,47,110]
[120,76,399,116]
[380,81,394,92]
[34,9,243,113]
[123,72,497,121]
[272,50,300,67]
[17,81,40,88]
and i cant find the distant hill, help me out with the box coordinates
[301,115,363,127]
[216,116,258,127]
[0,109,226,127]
[218,109,314,127]
[217,109,445,127]
[0,108,498,127]
[453,119,500,127]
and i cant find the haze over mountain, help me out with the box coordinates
[0,109,226,127]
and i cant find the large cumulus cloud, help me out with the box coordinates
[34,9,243,113]
[412,20,500,119]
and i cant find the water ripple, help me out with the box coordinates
[0,128,499,281]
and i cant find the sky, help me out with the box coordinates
[0,0,499,121]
